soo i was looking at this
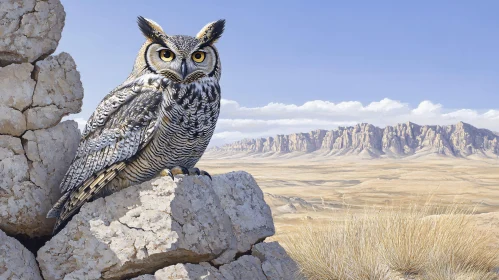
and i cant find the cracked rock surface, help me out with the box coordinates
[0,0,65,65]
[0,228,43,280]
[37,172,277,280]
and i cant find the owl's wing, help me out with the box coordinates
[47,75,169,232]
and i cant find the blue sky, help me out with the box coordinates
[58,0,499,144]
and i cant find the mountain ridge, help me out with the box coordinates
[209,122,499,159]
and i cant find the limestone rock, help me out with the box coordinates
[210,172,275,264]
[24,105,65,130]
[0,63,35,110]
[0,228,43,280]
[132,256,266,280]
[0,121,80,237]
[252,242,300,280]
[133,263,223,280]
[0,0,65,65]
[32,52,84,116]
[218,256,267,280]
[212,122,499,158]
[37,171,274,280]
[22,120,80,197]
[0,106,26,136]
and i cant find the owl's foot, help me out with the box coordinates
[164,166,212,180]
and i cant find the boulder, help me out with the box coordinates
[0,63,35,111]
[0,106,26,136]
[252,242,301,280]
[32,52,84,117]
[0,228,43,280]
[0,120,80,237]
[37,171,275,280]
[0,0,65,65]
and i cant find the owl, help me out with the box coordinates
[47,16,225,234]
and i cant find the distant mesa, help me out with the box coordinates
[208,122,499,159]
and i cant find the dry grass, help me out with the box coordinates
[282,205,499,280]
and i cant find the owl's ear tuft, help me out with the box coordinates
[196,19,225,46]
[137,16,168,41]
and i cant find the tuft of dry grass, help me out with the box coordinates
[282,205,499,280]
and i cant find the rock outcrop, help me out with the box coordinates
[0,229,43,280]
[0,0,83,237]
[211,122,499,158]
[37,172,297,280]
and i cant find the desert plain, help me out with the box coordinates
[199,153,499,248]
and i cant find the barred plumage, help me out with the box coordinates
[47,17,225,233]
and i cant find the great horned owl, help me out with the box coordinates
[47,16,225,233]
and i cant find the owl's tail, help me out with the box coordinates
[46,162,127,235]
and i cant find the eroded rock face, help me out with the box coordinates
[37,172,275,280]
[212,122,499,158]
[0,0,65,65]
[0,229,43,280]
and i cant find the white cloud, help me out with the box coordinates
[63,98,499,147]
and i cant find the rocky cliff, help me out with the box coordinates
[0,0,83,238]
[211,122,499,158]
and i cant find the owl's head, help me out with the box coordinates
[134,16,225,84]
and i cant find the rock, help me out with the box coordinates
[0,121,80,237]
[132,256,267,280]
[133,263,223,280]
[219,256,267,280]
[0,106,26,136]
[37,171,275,280]
[0,63,35,111]
[24,105,65,130]
[211,122,499,158]
[0,228,43,280]
[32,52,84,116]
[0,0,65,65]
[210,172,275,264]
[252,242,301,280]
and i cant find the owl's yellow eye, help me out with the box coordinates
[192,51,205,63]
[159,49,175,62]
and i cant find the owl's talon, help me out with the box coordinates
[200,171,212,181]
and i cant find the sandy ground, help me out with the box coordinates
[198,154,499,246]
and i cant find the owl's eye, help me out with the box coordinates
[192,51,206,63]
[159,49,175,62]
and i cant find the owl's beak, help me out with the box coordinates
[181,60,188,80]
